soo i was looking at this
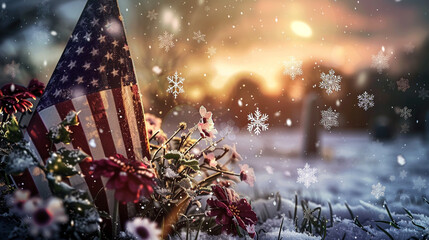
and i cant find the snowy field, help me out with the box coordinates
[186,129,429,239]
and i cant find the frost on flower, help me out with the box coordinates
[371,182,385,199]
[283,56,303,80]
[297,163,318,188]
[371,49,390,74]
[396,77,410,92]
[357,91,374,111]
[413,177,427,191]
[166,71,185,99]
[320,107,339,130]
[319,69,341,95]
[158,31,175,52]
[398,106,412,120]
[247,107,269,135]
[193,30,206,43]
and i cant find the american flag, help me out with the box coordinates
[13,0,150,232]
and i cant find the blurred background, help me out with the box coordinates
[1,0,429,134]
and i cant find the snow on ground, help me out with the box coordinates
[191,128,429,239]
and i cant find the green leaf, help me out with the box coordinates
[180,159,200,171]
[47,173,75,197]
[4,116,23,143]
[62,110,80,126]
[47,124,72,144]
[58,148,89,165]
[165,150,183,161]
[46,153,79,177]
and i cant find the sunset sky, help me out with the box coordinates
[2,0,429,100]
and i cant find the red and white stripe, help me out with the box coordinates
[13,84,151,230]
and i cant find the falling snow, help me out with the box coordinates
[166,71,185,99]
[296,163,318,188]
[320,107,339,130]
[158,31,175,52]
[371,182,385,199]
[418,88,429,100]
[397,77,410,92]
[319,69,341,95]
[247,107,269,135]
[412,177,427,191]
[399,106,412,120]
[357,91,374,111]
[193,30,206,43]
[147,9,158,21]
[371,49,390,74]
[283,56,303,80]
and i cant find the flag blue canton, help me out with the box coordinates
[37,0,137,112]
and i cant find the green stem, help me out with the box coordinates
[152,124,185,162]
[200,165,240,176]
[183,137,202,155]
[112,199,119,237]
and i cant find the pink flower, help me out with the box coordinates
[9,189,30,214]
[240,164,255,187]
[206,185,257,238]
[203,152,217,167]
[197,106,217,139]
[23,197,68,238]
[126,217,161,240]
[225,144,243,163]
[90,154,156,203]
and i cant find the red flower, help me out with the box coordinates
[206,185,257,238]
[27,78,45,97]
[90,154,155,203]
[0,83,35,115]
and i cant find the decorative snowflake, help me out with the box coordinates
[319,69,341,95]
[418,88,429,100]
[400,123,409,134]
[4,60,20,78]
[247,107,269,135]
[147,9,158,21]
[158,31,175,52]
[396,77,410,92]
[320,107,339,130]
[371,49,390,74]
[399,170,407,180]
[412,177,427,191]
[297,163,318,188]
[206,46,216,57]
[283,56,303,80]
[371,182,385,199]
[357,91,374,111]
[166,71,185,99]
[193,30,206,43]
[399,107,412,120]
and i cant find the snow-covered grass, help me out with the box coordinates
[192,129,429,239]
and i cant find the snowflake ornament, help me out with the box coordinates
[320,107,339,130]
[396,77,410,92]
[412,177,427,191]
[418,88,429,100]
[399,170,407,179]
[399,107,412,120]
[297,163,318,188]
[247,108,269,135]
[319,69,341,95]
[158,31,175,52]
[283,56,303,80]
[193,30,206,43]
[357,91,374,111]
[371,48,390,74]
[147,10,158,21]
[166,71,185,99]
[371,182,385,199]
